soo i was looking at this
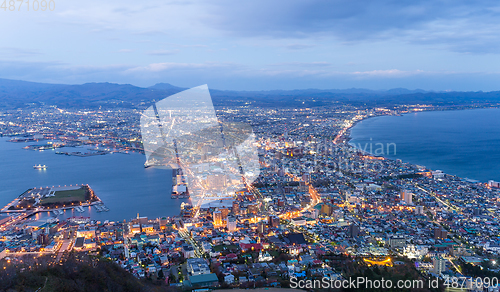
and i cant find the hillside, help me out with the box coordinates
[0,253,174,292]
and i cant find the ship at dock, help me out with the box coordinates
[171,168,189,199]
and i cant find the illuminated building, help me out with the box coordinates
[320,203,333,216]
[401,190,413,205]
[213,210,223,226]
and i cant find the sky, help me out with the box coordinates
[2,0,500,91]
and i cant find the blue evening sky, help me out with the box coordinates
[1,0,500,91]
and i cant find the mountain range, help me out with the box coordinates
[1,78,499,108]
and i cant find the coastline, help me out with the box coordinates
[346,106,500,183]
[346,104,500,142]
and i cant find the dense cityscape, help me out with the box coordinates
[3,0,500,290]
[1,100,500,292]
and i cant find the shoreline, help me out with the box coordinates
[346,106,500,184]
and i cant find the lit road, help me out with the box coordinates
[415,184,462,214]
[178,228,205,258]
[333,115,365,144]
[56,239,73,262]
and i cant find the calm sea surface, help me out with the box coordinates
[350,108,500,182]
[0,138,181,221]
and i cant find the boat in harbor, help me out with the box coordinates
[93,204,109,212]
[33,164,47,169]
[51,209,64,216]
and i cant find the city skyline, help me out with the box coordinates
[2,1,500,290]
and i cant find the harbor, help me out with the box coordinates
[0,185,109,224]
[0,137,178,222]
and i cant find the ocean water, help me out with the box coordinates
[0,138,182,221]
[349,108,500,182]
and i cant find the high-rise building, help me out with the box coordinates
[433,257,447,274]
[258,221,266,234]
[401,190,413,205]
[213,210,223,226]
[415,205,424,215]
[227,216,237,232]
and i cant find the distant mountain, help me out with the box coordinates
[0,79,171,108]
[148,82,186,92]
[383,88,427,95]
[0,78,499,108]
[0,78,66,91]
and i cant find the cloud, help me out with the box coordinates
[203,0,500,53]
[146,49,180,56]
[403,16,500,53]
[283,44,316,50]
[269,62,332,67]
[351,69,425,78]
[0,47,42,58]
[125,61,241,73]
